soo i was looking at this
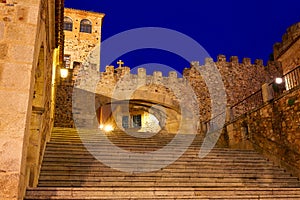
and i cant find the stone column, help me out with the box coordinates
[225,106,233,123]
[262,83,274,103]
[138,68,146,86]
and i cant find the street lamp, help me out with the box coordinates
[60,68,68,78]
[275,77,283,84]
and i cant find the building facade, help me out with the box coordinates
[0,0,64,199]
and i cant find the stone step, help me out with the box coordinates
[43,147,262,154]
[37,181,300,187]
[38,175,299,184]
[24,128,300,199]
[41,156,269,164]
[43,153,268,162]
[25,195,300,199]
[25,187,300,198]
[43,146,262,156]
[39,171,291,178]
[41,162,277,169]
[47,142,204,147]
[39,166,285,174]
[39,169,288,176]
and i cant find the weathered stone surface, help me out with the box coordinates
[0,21,4,40]
[8,44,34,63]
[0,131,23,172]
[0,1,64,200]
[0,62,31,90]
[5,23,35,43]
[0,113,26,132]
[225,86,300,177]
[0,43,8,58]
[0,172,19,199]
[26,5,39,25]
[274,22,300,74]
[0,90,29,113]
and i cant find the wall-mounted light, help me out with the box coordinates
[60,68,69,78]
[104,124,114,132]
[275,77,283,84]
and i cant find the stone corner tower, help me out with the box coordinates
[63,8,105,70]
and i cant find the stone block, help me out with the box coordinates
[0,172,19,199]
[8,44,34,63]
[0,113,26,132]
[0,43,8,59]
[5,23,36,44]
[0,21,4,41]
[14,0,39,6]
[16,6,28,22]
[0,62,32,90]
[0,90,29,114]
[0,132,23,172]
[26,5,39,25]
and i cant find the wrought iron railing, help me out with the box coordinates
[283,66,300,91]
[230,65,300,120]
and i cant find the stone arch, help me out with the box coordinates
[97,99,181,133]
[95,82,182,133]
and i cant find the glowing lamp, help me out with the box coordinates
[275,77,283,84]
[104,125,114,132]
[60,68,68,78]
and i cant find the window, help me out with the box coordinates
[64,55,71,68]
[63,17,73,31]
[122,116,129,129]
[80,19,92,33]
[132,115,142,128]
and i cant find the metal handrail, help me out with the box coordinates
[229,65,300,120]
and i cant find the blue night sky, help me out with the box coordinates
[64,0,300,74]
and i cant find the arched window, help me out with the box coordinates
[80,19,92,33]
[63,17,73,31]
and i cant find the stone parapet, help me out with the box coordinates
[274,22,300,60]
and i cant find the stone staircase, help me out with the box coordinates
[25,128,300,199]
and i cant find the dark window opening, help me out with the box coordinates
[132,115,142,128]
[63,17,73,31]
[80,19,92,33]
[64,54,71,68]
[122,116,129,129]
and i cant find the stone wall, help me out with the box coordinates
[54,85,74,128]
[184,56,282,122]
[54,56,282,132]
[225,86,300,177]
[0,0,63,199]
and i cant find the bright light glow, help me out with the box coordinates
[98,124,104,129]
[275,77,283,84]
[60,68,69,78]
[104,124,114,132]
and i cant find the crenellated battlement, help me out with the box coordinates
[191,55,276,69]
[96,54,281,93]
[273,22,300,59]
[99,65,185,86]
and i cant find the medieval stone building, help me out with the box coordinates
[1,3,300,199]
[0,0,64,199]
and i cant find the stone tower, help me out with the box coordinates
[63,8,105,70]
[274,22,300,75]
